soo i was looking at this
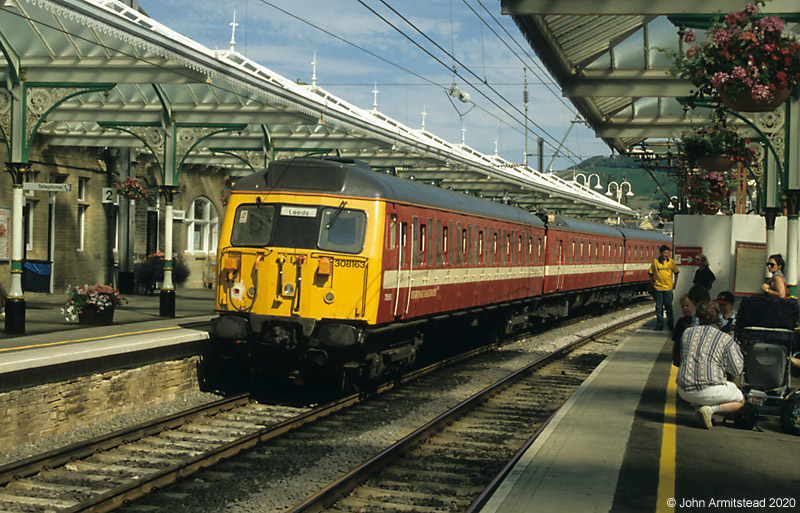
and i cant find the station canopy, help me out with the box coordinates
[501,1,799,155]
[0,0,633,219]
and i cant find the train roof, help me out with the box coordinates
[546,215,624,238]
[233,157,545,228]
[615,225,673,244]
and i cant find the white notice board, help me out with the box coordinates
[0,207,10,261]
[734,241,766,296]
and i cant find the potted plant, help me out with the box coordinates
[678,122,756,171]
[671,1,800,111]
[62,283,127,325]
[114,177,149,201]
[134,251,191,294]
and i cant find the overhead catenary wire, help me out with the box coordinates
[357,0,585,165]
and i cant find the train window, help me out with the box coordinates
[449,221,455,266]
[456,222,462,265]
[388,214,397,249]
[231,204,275,246]
[436,219,442,267]
[528,237,533,264]
[412,217,419,267]
[318,207,367,254]
[420,223,427,266]
[518,234,523,264]
[572,240,577,264]
[428,217,434,266]
[492,232,498,265]
[478,230,484,264]
[400,222,407,266]
[442,225,449,266]
[461,228,468,264]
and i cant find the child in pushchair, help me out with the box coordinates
[734,295,800,434]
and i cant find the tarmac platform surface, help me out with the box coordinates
[479,322,800,513]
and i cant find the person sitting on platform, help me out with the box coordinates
[676,301,745,429]
[713,291,736,334]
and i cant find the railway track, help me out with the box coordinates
[0,310,647,513]
[288,313,648,513]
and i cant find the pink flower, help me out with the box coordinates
[713,29,730,45]
[759,17,785,33]
[711,71,730,88]
[751,84,771,100]
[745,3,758,16]
[725,11,743,28]
[686,46,699,58]
[731,66,748,80]
[684,29,696,44]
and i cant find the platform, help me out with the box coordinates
[479,322,800,513]
[0,288,216,390]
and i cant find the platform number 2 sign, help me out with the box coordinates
[101,187,119,204]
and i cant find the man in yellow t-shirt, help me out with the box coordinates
[649,245,679,331]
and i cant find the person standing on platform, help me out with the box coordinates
[761,254,788,299]
[676,302,744,429]
[649,245,679,331]
[692,254,715,293]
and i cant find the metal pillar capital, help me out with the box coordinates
[784,189,800,217]
[4,161,31,185]
[763,207,780,229]
[158,185,180,203]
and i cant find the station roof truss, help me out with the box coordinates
[0,0,632,220]
[500,0,799,154]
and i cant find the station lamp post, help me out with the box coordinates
[606,180,634,204]
[573,172,604,190]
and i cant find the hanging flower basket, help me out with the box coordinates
[114,177,149,201]
[697,154,736,172]
[669,2,800,111]
[678,122,755,171]
[682,170,734,215]
[720,86,793,112]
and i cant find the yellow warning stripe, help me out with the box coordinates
[0,326,181,353]
[657,364,678,512]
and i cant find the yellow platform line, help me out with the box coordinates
[657,364,678,512]
[0,326,181,353]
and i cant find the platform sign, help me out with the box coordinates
[22,183,71,192]
[734,241,766,296]
[0,207,9,261]
[101,187,118,204]
[674,246,702,266]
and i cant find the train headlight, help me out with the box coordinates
[324,292,335,304]
[282,283,296,297]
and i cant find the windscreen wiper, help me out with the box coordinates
[326,200,348,230]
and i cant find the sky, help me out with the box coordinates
[136,0,612,172]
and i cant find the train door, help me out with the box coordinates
[390,212,410,318]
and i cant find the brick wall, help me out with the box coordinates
[0,357,202,450]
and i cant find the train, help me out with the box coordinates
[211,156,671,389]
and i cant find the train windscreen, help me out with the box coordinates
[230,203,366,254]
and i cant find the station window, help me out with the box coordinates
[186,196,219,255]
[77,204,86,252]
[77,177,88,202]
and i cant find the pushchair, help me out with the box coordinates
[734,295,800,434]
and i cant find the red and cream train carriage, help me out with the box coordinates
[212,157,670,386]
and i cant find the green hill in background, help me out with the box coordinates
[554,156,678,212]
